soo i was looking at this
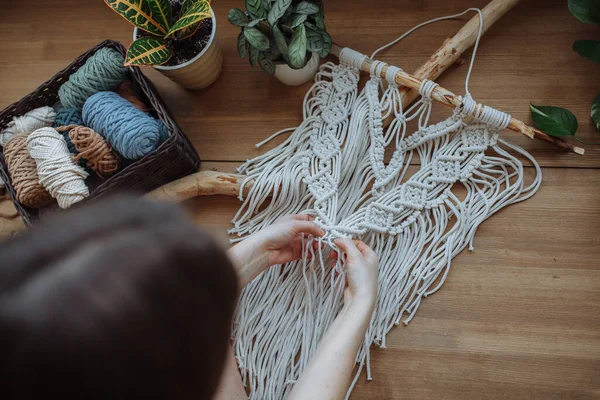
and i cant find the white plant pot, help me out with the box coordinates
[133,7,223,90]
[274,52,320,86]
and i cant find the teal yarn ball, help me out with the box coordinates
[83,92,165,160]
[58,48,128,110]
[54,107,83,154]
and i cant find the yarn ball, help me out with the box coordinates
[3,134,53,208]
[116,81,150,112]
[83,91,165,160]
[27,127,89,209]
[54,107,83,153]
[69,125,120,179]
[58,48,128,110]
[0,106,56,146]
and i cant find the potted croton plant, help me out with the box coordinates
[228,0,331,86]
[104,0,223,90]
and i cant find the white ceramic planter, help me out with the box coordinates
[274,52,320,86]
[133,7,223,90]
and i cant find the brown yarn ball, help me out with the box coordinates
[66,125,120,179]
[3,133,53,208]
[116,81,150,112]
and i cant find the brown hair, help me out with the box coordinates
[0,196,238,399]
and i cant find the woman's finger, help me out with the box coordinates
[334,238,363,261]
[292,221,325,237]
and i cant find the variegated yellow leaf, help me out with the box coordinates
[177,0,202,39]
[125,37,172,66]
[166,0,212,38]
[104,0,167,36]
[146,0,172,31]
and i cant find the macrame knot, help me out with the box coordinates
[26,127,89,209]
[369,60,387,80]
[460,94,511,130]
[385,65,402,86]
[418,79,438,100]
[339,47,368,69]
[0,106,56,146]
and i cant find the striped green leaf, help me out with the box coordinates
[306,26,331,57]
[246,0,267,20]
[288,24,307,69]
[244,27,269,51]
[289,13,307,28]
[273,25,288,55]
[228,8,249,27]
[177,0,203,39]
[259,52,276,74]
[125,37,172,66]
[237,32,247,58]
[146,0,172,31]
[294,1,319,15]
[249,46,259,67]
[166,0,212,38]
[104,0,168,36]
[268,0,292,26]
[592,93,600,131]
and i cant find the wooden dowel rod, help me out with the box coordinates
[330,44,584,155]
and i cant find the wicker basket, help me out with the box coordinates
[0,40,201,227]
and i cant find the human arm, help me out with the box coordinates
[227,214,325,288]
[287,239,379,400]
[214,215,324,400]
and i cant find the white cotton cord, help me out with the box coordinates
[385,65,402,86]
[0,106,56,147]
[26,127,89,209]
[255,126,297,148]
[339,47,368,69]
[459,94,512,130]
[370,7,483,96]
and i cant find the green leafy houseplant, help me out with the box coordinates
[530,0,600,143]
[228,0,331,74]
[104,0,213,66]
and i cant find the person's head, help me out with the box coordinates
[0,196,238,399]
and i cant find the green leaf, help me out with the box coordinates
[125,36,172,66]
[244,27,270,51]
[294,1,319,15]
[177,0,203,39]
[268,0,292,25]
[272,25,288,55]
[237,32,247,58]
[530,103,579,137]
[289,13,307,28]
[314,4,325,29]
[568,0,600,24]
[247,19,264,27]
[288,24,307,69]
[166,0,212,38]
[246,0,267,20]
[264,43,281,61]
[592,93,600,131]
[259,52,276,74]
[104,0,167,36]
[249,46,259,67]
[146,0,172,31]
[573,40,600,64]
[305,25,330,57]
[228,8,249,27]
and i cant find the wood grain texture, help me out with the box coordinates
[0,0,599,399]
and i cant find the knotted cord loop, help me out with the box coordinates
[459,94,511,130]
[418,79,438,100]
[339,47,367,69]
[385,65,402,86]
[370,60,387,80]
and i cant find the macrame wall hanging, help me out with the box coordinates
[145,3,584,399]
[228,8,544,400]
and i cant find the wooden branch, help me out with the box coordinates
[145,170,253,202]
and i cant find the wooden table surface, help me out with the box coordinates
[1,0,599,398]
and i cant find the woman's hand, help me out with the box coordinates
[333,239,379,310]
[252,214,325,266]
[228,214,324,288]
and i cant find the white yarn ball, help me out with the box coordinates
[0,106,56,147]
[26,127,89,209]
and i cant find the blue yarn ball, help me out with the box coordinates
[54,107,83,154]
[82,91,165,160]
